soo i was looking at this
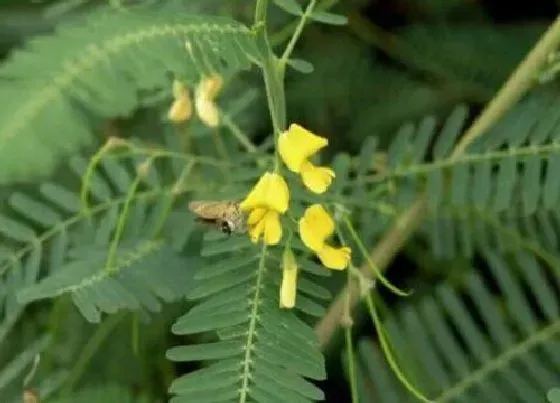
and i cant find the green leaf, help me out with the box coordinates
[169,361,241,394]
[309,11,348,26]
[0,213,36,242]
[172,309,249,335]
[166,341,243,362]
[17,240,195,323]
[272,0,303,16]
[548,388,560,403]
[287,58,315,74]
[40,183,81,213]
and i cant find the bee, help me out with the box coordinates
[188,200,246,235]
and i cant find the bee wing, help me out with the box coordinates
[188,200,228,220]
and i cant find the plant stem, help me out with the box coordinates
[280,0,318,64]
[254,0,286,171]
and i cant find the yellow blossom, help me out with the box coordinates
[195,74,223,128]
[167,80,192,123]
[299,204,351,270]
[278,124,335,194]
[280,247,298,309]
[240,172,289,245]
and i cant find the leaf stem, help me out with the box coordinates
[103,158,153,271]
[343,215,410,296]
[280,0,318,64]
[239,241,268,403]
[270,0,340,47]
[343,263,359,403]
[364,295,433,403]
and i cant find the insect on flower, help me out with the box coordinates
[188,200,247,235]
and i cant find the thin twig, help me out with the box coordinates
[315,13,560,349]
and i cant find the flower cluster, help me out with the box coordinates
[167,74,222,128]
[239,123,352,308]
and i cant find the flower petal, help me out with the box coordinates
[239,172,289,213]
[263,211,282,245]
[168,80,192,123]
[280,248,298,309]
[278,124,329,173]
[248,216,265,243]
[317,245,351,270]
[195,98,220,127]
[247,207,267,225]
[168,98,192,123]
[298,204,334,252]
[196,74,223,100]
[194,74,223,127]
[300,161,335,194]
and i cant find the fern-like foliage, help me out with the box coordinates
[348,241,560,402]
[343,89,560,262]
[166,229,333,402]
[0,3,262,183]
[327,89,560,402]
[0,151,200,324]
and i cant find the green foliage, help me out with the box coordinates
[349,242,559,402]
[167,234,331,402]
[0,152,200,324]
[0,3,262,183]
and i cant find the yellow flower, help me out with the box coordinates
[278,124,335,194]
[167,80,192,123]
[240,172,289,245]
[195,74,223,128]
[299,204,351,270]
[280,247,298,309]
